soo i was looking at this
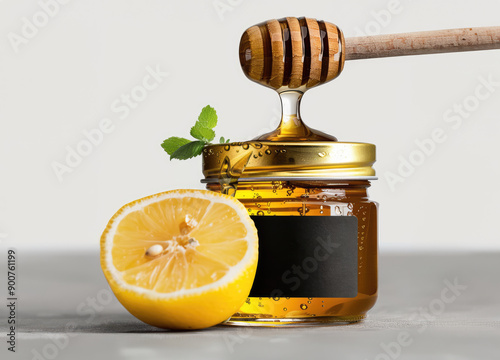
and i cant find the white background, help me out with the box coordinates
[1,0,499,252]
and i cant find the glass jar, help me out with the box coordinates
[205,179,378,325]
[202,141,378,326]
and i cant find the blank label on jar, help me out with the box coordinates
[249,216,358,298]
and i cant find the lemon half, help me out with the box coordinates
[100,189,258,329]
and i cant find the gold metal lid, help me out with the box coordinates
[202,17,376,183]
[202,141,376,182]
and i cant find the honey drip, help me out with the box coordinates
[218,149,253,196]
[253,91,337,141]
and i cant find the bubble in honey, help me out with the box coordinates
[258,151,263,157]
[286,297,290,300]
[242,143,249,150]
[308,297,313,300]
[283,307,287,311]
[256,210,265,216]
[253,154,258,159]
[300,304,308,310]
[265,149,272,155]
[297,206,309,215]
[224,145,230,151]
[272,296,280,301]
[318,152,326,157]
[307,301,311,304]
[280,149,286,153]
[287,189,293,196]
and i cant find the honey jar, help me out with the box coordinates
[202,17,378,326]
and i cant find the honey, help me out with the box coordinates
[206,180,377,325]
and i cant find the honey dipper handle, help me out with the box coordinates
[345,26,500,60]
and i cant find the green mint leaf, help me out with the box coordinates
[197,105,217,129]
[219,136,225,144]
[170,140,205,160]
[190,124,215,142]
[226,138,230,143]
[161,137,191,155]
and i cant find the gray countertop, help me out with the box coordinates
[1,252,499,359]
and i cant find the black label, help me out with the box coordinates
[249,216,358,298]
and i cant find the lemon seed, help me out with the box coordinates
[180,214,198,235]
[145,244,163,257]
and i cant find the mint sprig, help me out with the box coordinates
[161,105,230,160]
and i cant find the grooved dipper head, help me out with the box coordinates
[239,17,345,92]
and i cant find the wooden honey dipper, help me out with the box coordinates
[239,17,500,141]
[240,17,500,92]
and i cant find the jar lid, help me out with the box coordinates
[201,140,376,183]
